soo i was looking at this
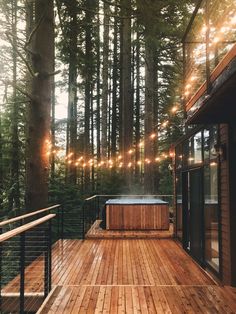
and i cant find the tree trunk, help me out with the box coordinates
[101,2,110,159]
[144,33,156,193]
[51,50,56,180]
[84,0,95,190]
[25,0,54,211]
[135,28,141,181]
[9,0,20,210]
[120,0,132,181]
[0,103,3,209]
[65,1,78,185]
[153,53,160,193]
[67,58,78,184]
[111,5,118,158]
[96,11,101,162]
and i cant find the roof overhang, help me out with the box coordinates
[186,45,236,124]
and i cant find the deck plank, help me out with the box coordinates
[3,238,236,313]
[86,220,173,239]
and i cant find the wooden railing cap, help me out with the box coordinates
[0,214,56,243]
[0,204,60,227]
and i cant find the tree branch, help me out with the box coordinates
[25,6,46,48]
[5,32,36,78]
[1,79,33,101]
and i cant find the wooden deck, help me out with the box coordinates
[4,238,236,313]
[86,220,173,239]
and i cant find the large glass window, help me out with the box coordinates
[188,131,202,165]
[175,125,220,275]
[204,164,219,271]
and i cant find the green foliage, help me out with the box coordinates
[95,169,127,195]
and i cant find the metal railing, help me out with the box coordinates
[183,0,236,112]
[82,195,174,238]
[0,204,63,243]
[0,214,55,313]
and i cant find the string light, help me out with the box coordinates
[161,121,169,128]
[128,149,133,154]
[190,75,197,82]
[184,91,190,96]
[150,133,156,139]
[213,37,220,44]
[171,105,178,114]
[230,16,236,25]
[210,161,217,167]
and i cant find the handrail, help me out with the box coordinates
[186,43,236,112]
[84,194,173,200]
[0,204,60,227]
[0,214,56,243]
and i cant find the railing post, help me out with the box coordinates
[44,221,52,297]
[61,205,64,240]
[19,232,25,314]
[0,228,2,313]
[82,203,85,239]
[97,196,100,219]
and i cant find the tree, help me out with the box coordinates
[25,0,54,210]
[120,0,132,184]
[101,1,110,159]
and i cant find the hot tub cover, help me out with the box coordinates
[105,198,168,205]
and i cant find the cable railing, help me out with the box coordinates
[0,202,86,313]
[0,205,63,243]
[0,214,55,313]
[183,0,236,116]
[82,194,174,238]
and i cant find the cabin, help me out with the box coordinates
[1,1,236,313]
[174,0,236,286]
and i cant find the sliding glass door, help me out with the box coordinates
[183,168,204,264]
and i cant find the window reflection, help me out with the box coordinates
[204,163,219,271]
[188,132,202,165]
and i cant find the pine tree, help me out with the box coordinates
[25,0,54,210]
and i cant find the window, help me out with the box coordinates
[204,126,219,272]
[204,163,219,272]
[176,172,182,241]
[188,131,202,165]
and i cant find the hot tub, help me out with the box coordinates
[105,198,169,230]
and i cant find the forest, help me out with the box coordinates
[0,0,194,215]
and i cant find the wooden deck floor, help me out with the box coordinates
[85,220,173,239]
[4,238,236,313]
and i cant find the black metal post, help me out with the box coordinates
[61,205,64,240]
[20,232,25,314]
[44,221,52,297]
[97,196,100,219]
[82,203,85,239]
